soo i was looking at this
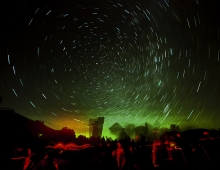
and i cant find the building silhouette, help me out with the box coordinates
[118,128,129,140]
[170,124,179,131]
[89,117,104,137]
[109,122,123,136]
[0,108,76,146]
[134,122,149,140]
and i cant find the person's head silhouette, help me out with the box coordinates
[117,142,122,148]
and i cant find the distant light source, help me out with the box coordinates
[203,131,209,135]
[38,133,43,137]
[169,142,176,148]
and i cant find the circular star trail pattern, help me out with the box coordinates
[1,0,220,137]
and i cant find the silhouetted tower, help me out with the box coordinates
[89,118,96,137]
[176,125,179,131]
[92,120,99,137]
[97,117,104,137]
[170,124,175,131]
[170,124,179,131]
[89,117,104,137]
[0,97,2,105]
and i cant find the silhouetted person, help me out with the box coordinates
[112,142,126,170]
[123,144,136,170]
[23,147,58,170]
[23,148,44,170]
[23,148,32,170]
[152,139,161,167]
[44,149,58,170]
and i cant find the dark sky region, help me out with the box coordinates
[0,0,220,137]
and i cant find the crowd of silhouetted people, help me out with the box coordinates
[7,137,153,170]
[2,129,220,170]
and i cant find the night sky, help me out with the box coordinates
[1,0,220,137]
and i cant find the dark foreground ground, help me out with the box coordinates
[7,140,220,170]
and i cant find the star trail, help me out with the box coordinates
[0,0,220,137]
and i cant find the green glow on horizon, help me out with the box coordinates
[37,108,217,140]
